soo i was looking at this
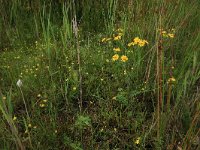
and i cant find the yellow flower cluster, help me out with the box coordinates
[116,28,123,32]
[39,99,48,108]
[113,47,121,52]
[114,35,122,41]
[128,37,148,47]
[167,77,176,84]
[114,28,123,41]
[160,29,175,38]
[101,28,123,42]
[101,37,112,42]
[112,54,128,62]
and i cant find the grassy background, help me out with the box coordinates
[0,0,200,149]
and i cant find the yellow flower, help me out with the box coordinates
[121,55,128,62]
[138,40,145,47]
[2,96,6,100]
[128,42,133,47]
[101,38,106,42]
[118,32,123,36]
[13,116,17,121]
[28,123,32,128]
[162,31,167,34]
[39,103,45,108]
[112,96,117,100]
[42,99,48,103]
[138,40,148,47]
[113,47,121,52]
[133,37,141,43]
[106,59,110,63]
[106,38,112,41]
[116,28,123,32]
[167,77,176,83]
[72,87,77,91]
[135,137,141,145]
[112,54,119,61]
[114,35,122,41]
[128,42,136,47]
[161,31,168,37]
[143,40,149,44]
[168,33,174,38]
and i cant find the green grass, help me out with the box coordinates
[0,0,200,149]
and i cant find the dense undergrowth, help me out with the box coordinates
[0,0,200,149]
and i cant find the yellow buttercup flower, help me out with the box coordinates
[106,38,112,41]
[113,47,121,52]
[168,33,174,38]
[161,31,168,37]
[121,55,128,62]
[138,40,145,47]
[160,29,175,38]
[112,54,119,61]
[112,96,116,100]
[135,137,141,145]
[138,40,148,47]
[118,32,123,36]
[167,77,176,83]
[114,35,122,41]
[143,40,149,44]
[116,28,123,32]
[37,94,41,98]
[133,37,141,43]
[13,116,17,121]
[39,103,45,108]
[28,123,32,128]
[128,42,134,47]
[129,37,148,47]
[101,38,106,42]
[128,42,137,47]
[42,99,48,103]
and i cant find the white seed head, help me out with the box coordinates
[17,79,22,87]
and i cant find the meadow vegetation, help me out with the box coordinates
[0,0,200,149]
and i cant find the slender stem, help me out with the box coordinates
[166,83,172,111]
[167,40,175,111]
[19,87,30,121]
[158,38,163,110]
[157,3,164,142]
[19,87,33,148]
[72,1,82,113]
